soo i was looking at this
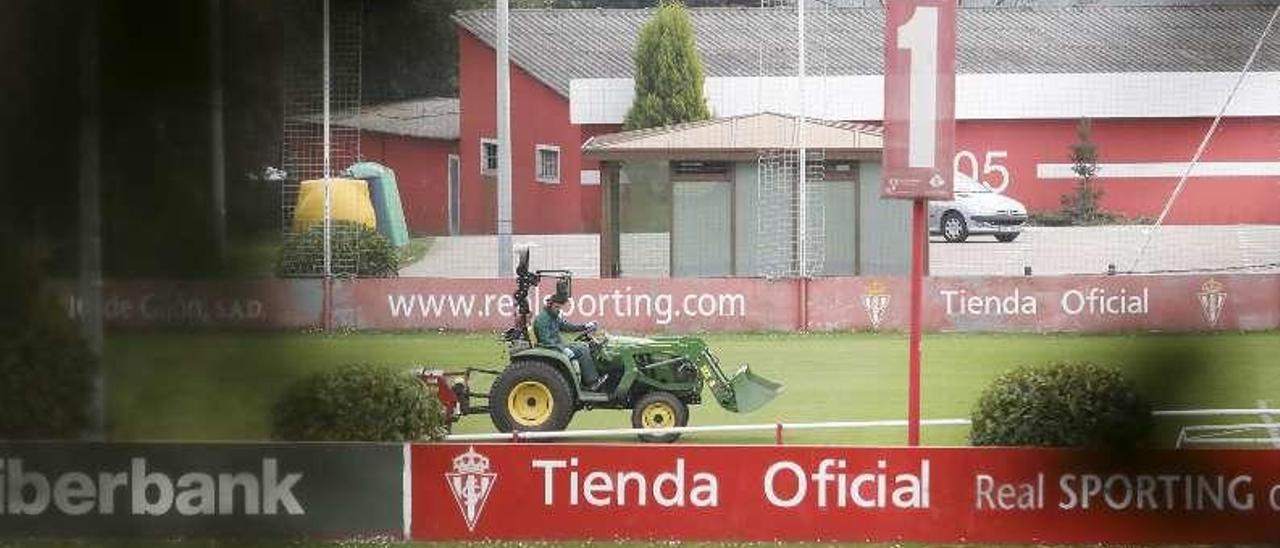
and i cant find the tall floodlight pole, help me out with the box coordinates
[210,0,227,263]
[796,0,807,277]
[322,0,333,280]
[320,0,335,327]
[79,0,105,440]
[496,0,514,277]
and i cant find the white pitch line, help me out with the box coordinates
[1258,400,1280,449]
[444,410,1280,442]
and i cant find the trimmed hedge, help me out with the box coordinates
[276,221,398,278]
[271,364,447,442]
[0,246,95,439]
[970,362,1153,448]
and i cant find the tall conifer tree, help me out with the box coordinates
[624,0,711,130]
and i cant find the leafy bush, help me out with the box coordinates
[276,221,398,278]
[0,243,95,439]
[1028,209,1125,227]
[970,362,1153,448]
[271,364,447,441]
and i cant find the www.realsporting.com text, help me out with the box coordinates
[387,287,746,326]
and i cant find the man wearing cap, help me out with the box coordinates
[534,294,607,391]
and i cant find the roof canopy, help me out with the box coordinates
[302,98,459,140]
[582,112,883,161]
[455,4,1280,97]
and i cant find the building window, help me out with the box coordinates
[481,138,499,176]
[823,160,859,181]
[672,160,730,176]
[536,144,560,184]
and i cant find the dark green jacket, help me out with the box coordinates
[533,306,587,349]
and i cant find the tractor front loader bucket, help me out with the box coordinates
[699,351,783,413]
[725,364,783,413]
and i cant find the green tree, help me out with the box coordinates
[623,0,710,130]
[1060,117,1108,223]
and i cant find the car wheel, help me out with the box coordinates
[995,232,1019,243]
[489,359,575,434]
[631,391,688,443]
[941,211,969,243]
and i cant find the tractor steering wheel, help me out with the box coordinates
[575,326,606,347]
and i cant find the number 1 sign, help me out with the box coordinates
[883,0,956,200]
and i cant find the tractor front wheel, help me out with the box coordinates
[489,360,575,434]
[631,391,688,443]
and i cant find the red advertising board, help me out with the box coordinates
[340,277,801,332]
[883,0,956,200]
[62,279,325,329]
[70,274,1280,333]
[412,444,1280,543]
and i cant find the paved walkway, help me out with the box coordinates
[401,226,1280,278]
[929,225,1280,276]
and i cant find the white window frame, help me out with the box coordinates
[535,144,561,184]
[480,138,499,177]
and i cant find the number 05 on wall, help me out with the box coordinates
[883,0,956,200]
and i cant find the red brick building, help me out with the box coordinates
[347,98,460,235]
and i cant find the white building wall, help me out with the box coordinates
[570,72,1280,125]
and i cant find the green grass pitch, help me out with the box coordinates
[103,331,1280,446]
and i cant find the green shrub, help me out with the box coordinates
[276,221,398,278]
[970,362,1153,448]
[271,364,447,441]
[0,244,95,439]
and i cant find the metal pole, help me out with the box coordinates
[908,199,925,446]
[209,0,226,264]
[796,0,807,277]
[79,0,105,440]
[496,0,514,277]
[322,0,332,279]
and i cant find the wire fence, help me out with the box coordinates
[280,0,364,277]
[395,2,1277,279]
[269,1,1280,281]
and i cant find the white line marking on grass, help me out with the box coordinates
[1257,400,1280,449]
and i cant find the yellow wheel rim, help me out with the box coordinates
[508,381,553,426]
[641,401,677,429]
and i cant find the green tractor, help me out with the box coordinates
[420,249,782,442]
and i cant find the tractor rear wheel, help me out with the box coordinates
[489,360,575,434]
[631,391,688,443]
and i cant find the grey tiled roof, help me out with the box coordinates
[311,98,460,140]
[454,4,1280,96]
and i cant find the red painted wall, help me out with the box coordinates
[955,117,1280,224]
[457,29,600,235]
[360,133,457,235]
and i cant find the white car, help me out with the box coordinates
[928,176,1028,243]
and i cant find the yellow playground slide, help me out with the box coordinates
[291,178,377,231]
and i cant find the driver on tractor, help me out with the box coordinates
[534,294,607,390]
